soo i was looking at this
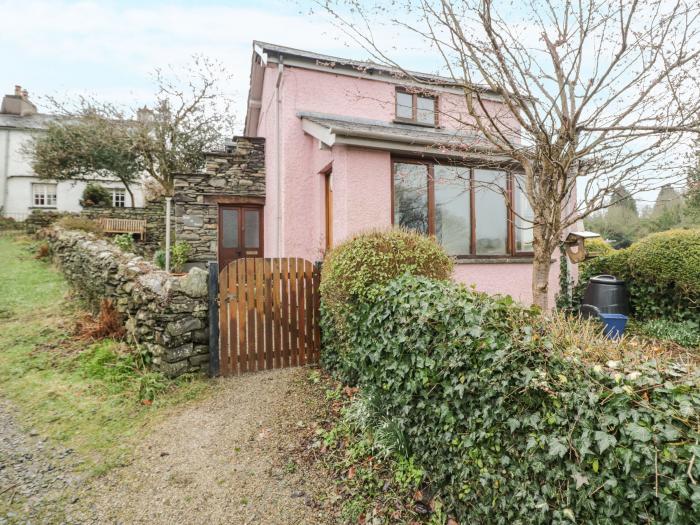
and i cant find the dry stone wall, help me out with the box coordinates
[43,226,210,377]
[173,137,265,264]
[82,202,167,253]
[25,201,167,254]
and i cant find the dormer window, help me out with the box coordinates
[395,88,437,126]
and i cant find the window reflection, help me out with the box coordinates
[393,163,429,234]
[474,169,507,255]
[434,166,470,256]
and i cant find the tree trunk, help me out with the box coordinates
[532,247,553,310]
[125,184,136,209]
[531,221,556,310]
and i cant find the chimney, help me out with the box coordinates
[1,84,38,116]
[136,106,154,123]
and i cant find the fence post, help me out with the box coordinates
[208,261,220,377]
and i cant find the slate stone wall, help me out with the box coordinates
[25,201,167,254]
[43,226,210,377]
[173,137,265,264]
[82,202,167,253]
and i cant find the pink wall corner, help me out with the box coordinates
[258,66,280,258]
[332,146,392,242]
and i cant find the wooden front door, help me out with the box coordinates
[218,205,263,269]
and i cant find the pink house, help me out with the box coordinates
[237,41,559,304]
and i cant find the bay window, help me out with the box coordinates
[392,160,533,257]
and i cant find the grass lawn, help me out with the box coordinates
[0,233,212,476]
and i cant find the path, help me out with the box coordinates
[0,400,84,523]
[68,368,334,525]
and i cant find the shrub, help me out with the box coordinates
[576,229,699,321]
[336,274,700,523]
[80,182,112,207]
[152,242,192,272]
[56,216,103,234]
[171,241,192,272]
[113,233,135,252]
[0,215,18,231]
[320,228,453,380]
[153,249,166,270]
[627,229,700,297]
[634,318,700,349]
[584,237,615,257]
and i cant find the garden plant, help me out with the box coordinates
[321,229,700,523]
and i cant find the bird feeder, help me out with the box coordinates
[562,231,601,263]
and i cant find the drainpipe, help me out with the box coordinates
[275,58,284,256]
[1,130,9,213]
[165,196,172,272]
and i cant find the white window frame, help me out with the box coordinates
[32,183,57,208]
[111,189,127,208]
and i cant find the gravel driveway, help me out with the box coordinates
[67,367,334,525]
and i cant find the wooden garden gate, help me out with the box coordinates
[215,257,321,376]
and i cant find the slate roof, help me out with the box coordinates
[0,113,56,130]
[255,41,498,95]
[297,111,497,151]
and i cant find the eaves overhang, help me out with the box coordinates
[299,112,515,163]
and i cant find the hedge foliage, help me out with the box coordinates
[80,182,112,207]
[320,229,453,379]
[322,274,700,523]
[584,237,615,257]
[577,229,700,321]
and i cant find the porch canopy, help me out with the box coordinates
[298,111,512,162]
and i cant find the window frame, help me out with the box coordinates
[394,87,438,127]
[111,189,126,208]
[391,158,534,259]
[32,183,57,208]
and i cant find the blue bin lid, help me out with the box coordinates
[598,313,628,320]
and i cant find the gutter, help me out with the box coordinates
[318,121,505,153]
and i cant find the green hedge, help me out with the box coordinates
[320,229,453,380]
[323,274,700,523]
[576,229,699,321]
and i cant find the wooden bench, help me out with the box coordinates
[98,218,147,240]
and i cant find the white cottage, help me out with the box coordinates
[0,85,144,220]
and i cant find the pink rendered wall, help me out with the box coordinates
[255,62,555,305]
[452,259,560,306]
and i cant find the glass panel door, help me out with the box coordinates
[243,209,260,251]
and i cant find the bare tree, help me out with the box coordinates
[29,56,236,198]
[133,56,237,194]
[319,0,700,308]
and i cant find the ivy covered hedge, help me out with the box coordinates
[321,274,700,523]
[576,229,700,321]
[320,229,453,380]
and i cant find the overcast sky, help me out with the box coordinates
[2,0,690,207]
[0,0,433,130]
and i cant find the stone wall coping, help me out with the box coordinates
[45,226,208,300]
